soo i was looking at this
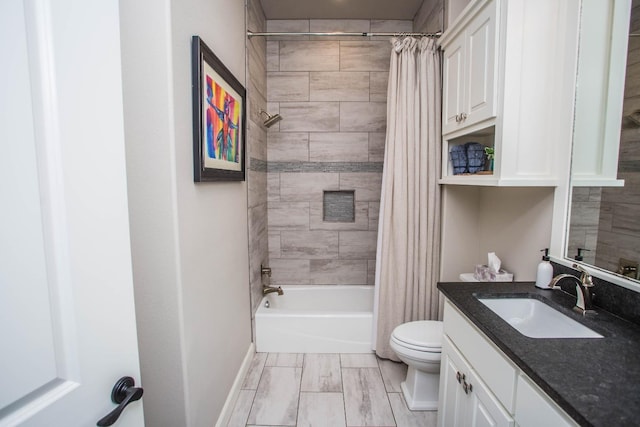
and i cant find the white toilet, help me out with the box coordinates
[389,320,443,410]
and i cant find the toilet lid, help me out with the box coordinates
[391,321,443,351]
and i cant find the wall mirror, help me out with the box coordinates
[566,0,639,285]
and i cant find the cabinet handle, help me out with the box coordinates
[462,380,473,395]
[455,114,460,123]
[461,112,467,121]
[456,371,465,383]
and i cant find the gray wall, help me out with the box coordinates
[247,0,269,325]
[264,19,412,287]
[120,0,252,424]
[413,0,444,32]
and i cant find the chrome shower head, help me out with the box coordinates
[259,110,283,128]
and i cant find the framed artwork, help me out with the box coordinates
[191,36,246,181]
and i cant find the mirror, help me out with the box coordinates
[566,0,639,283]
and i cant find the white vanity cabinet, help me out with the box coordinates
[439,0,580,186]
[441,0,497,136]
[438,300,579,427]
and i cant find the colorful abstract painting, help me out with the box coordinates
[205,76,240,163]
[192,36,245,181]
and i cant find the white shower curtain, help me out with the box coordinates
[373,37,442,361]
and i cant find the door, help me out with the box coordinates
[442,34,465,135]
[464,0,497,128]
[467,369,514,427]
[437,337,468,427]
[0,1,144,426]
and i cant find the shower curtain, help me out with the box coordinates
[373,37,442,361]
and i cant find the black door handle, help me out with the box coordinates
[97,376,144,426]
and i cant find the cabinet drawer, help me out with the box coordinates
[515,375,578,427]
[443,300,517,412]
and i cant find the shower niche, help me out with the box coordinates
[438,0,580,187]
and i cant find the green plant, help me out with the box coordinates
[484,146,495,160]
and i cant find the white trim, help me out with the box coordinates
[215,342,255,427]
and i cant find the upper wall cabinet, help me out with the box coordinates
[571,0,630,187]
[442,0,497,135]
[439,0,581,186]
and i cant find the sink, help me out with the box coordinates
[477,297,603,339]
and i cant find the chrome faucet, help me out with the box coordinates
[549,264,595,315]
[263,285,283,296]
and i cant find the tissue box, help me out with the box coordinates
[474,265,513,282]
[474,264,490,281]
[489,269,514,282]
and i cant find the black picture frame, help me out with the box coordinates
[191,35,246,182]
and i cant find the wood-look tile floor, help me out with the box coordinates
[227,353,438,427]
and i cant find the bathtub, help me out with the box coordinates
[255,285,374,353]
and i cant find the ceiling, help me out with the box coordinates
[259,0,426,20]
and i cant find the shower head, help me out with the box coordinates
[259,109,283,128]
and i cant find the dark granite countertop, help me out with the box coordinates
[438,281,640,427]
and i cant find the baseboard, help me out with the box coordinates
[215,342,255,427]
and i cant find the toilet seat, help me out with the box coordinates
[391,321,443,353]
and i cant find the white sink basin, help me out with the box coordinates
[477,297,603,339]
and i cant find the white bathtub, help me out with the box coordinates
[255,285,374,353]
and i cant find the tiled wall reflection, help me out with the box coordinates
[265,19,413,286]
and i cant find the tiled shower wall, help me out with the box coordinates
[413,0,444,32]
[265,19,412,286]
[247,0,268,316]
[595,2,640,273]
[567,187,601,265]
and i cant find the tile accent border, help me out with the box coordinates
[266,161,384,173]
[250,157,268,172]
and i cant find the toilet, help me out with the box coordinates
[389,320,443,410]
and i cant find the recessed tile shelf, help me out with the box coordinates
[323,190,355,222]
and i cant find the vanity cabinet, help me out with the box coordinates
[438,300,579,427]
[439,0,580,186]
[442,0,497,136]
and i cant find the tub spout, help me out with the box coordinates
[263,285,283,296]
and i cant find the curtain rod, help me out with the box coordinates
[247,30,442,38]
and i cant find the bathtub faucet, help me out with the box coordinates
[263,285,283,296]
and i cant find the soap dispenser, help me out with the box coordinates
[535,248,553,289]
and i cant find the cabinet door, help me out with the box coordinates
[467,369,515,427]
[464,0,497,129]
[438,336,515,427]
[437,337,468,427]
[515,375,577,427]
[443,34,466,135]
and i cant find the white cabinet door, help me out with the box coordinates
[467,369,515,427]
[464,0,496,129]
[515,376,577,427]
[443,35,466,134]
[438,337,467,427]
[441,0,497,135]
[438,336,514,427]
[0,0,143,426]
